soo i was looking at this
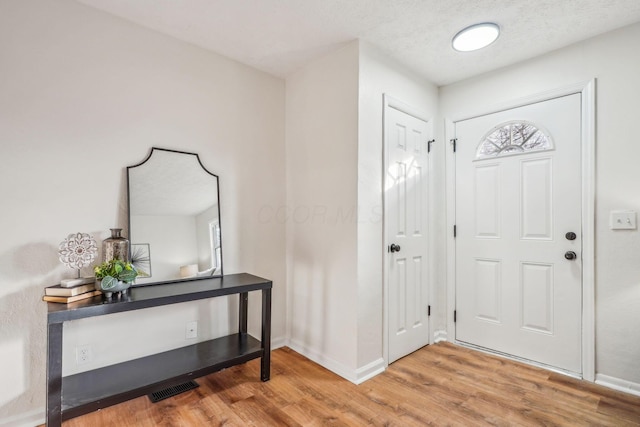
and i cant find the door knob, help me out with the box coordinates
[565,232,577,241]
[390,244,401,253]
[564,251,577,260]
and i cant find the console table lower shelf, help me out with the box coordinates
[46,273,272,427]
[62,333,262,421]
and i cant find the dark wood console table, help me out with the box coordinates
[46,273,272,426]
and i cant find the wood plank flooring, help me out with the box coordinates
[59,342,640,426]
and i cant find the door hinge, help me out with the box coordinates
[453,225,457,238]
[428,305,431,317]
[454,310,457,323]
[450,138,457,153]
[427,139,435,153]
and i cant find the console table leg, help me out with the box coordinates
[239,292,248,334]
[261,288,271,381]
[46,322,63,427]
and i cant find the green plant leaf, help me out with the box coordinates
[119,269,137,283]
[114,263,124,275]
[94,265,104,278]
[101,276,117,290]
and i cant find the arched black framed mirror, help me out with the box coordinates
[127,147,222,285]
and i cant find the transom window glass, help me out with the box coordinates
[476,121,553,159]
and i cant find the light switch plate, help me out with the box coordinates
[610,211,637,230]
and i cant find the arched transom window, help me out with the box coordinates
[476,121,553,159]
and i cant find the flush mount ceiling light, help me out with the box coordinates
[452,22,500,52]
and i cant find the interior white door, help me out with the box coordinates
[455,94,582,374]
[385,105,431,363]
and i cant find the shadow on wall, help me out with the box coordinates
[290,237,330,363]
[1,242,60,281]
[0,242,62,421]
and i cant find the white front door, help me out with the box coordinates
[385,102,431,363]
[455,94,582,374]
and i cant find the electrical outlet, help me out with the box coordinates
[186,321,198,339]
[76,345,92,365]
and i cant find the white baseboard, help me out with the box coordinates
[0,408,44,427]
[271,335,287,350]
[287,338,356,382]
[434,329,448,343]
[287,338,384,384]
[354,357,385,384]
[595,373,640,397]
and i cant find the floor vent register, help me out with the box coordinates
[148,380,200,403]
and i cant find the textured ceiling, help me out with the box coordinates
[75,0,640,85]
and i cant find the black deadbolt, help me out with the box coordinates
[564,251,577,260]
[565,232,577,241]
[390,244,401,253]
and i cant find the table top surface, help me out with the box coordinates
[47,273,272,323]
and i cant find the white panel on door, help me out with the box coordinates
[396,162,406,237]
[395,258,407,334]
[412,129,423,154]
[521,158,553,240]
[412,256,423,328]
[474,164,501,238]
[396,124,407,150]
[412,165,423,235]
[521,262,554,334]
[474,259,502,323]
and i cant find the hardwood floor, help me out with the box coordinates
[60,342,640,426]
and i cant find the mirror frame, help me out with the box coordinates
[127,147,223,285]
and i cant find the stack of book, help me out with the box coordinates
[43,282,101,303]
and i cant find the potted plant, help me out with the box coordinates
[94,259,138,298]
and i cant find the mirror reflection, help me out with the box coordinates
[127,148,222,284]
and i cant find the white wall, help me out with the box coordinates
[439,23,640,388]
[285,41,439,382]
[357,43,438,370]
[0,0,285,424]
[285,41,360,378]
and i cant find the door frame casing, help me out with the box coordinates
[382,94,435,366]
[444,80,596,381]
